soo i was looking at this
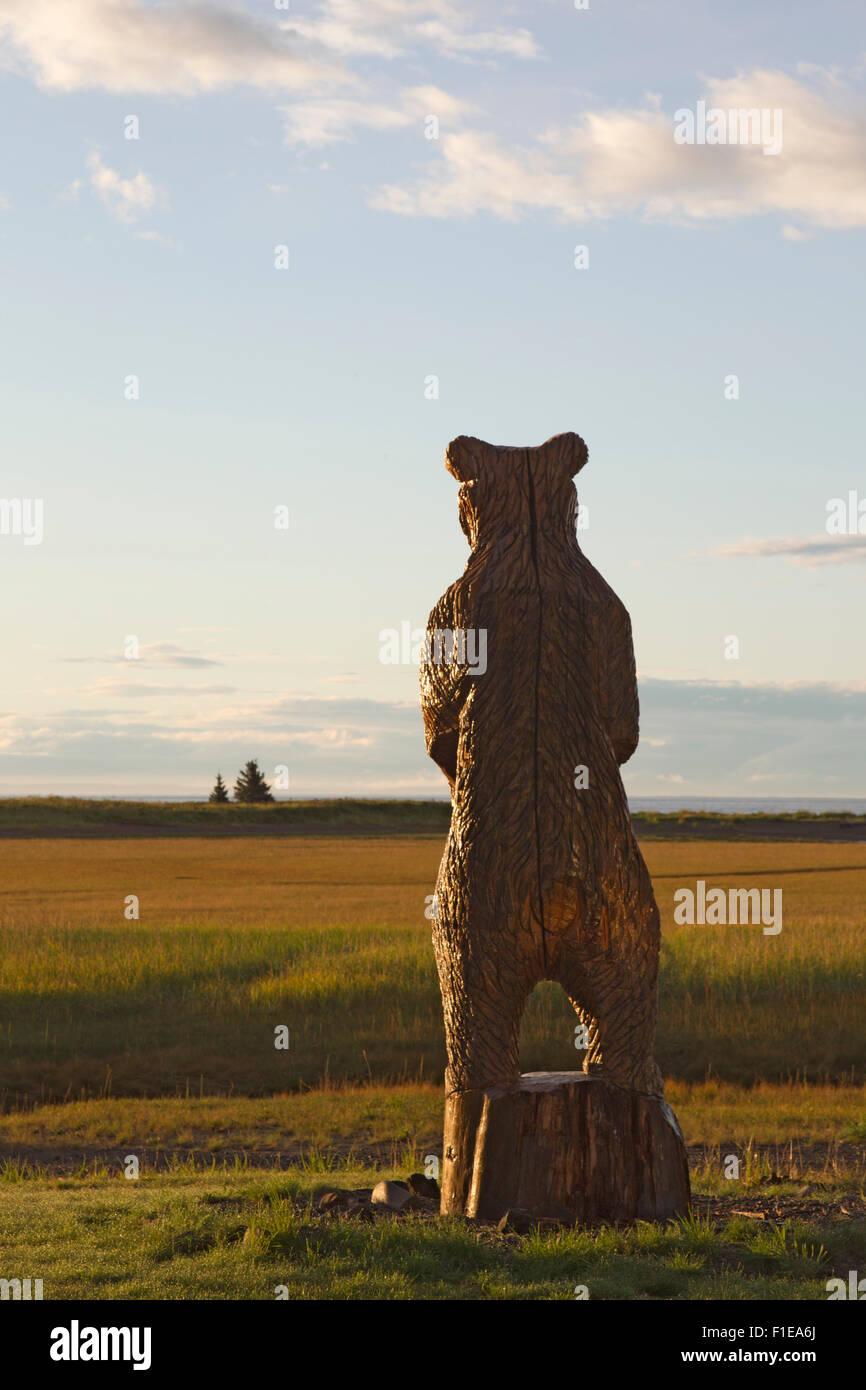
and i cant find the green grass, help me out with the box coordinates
[3,1086,861,1301]
[1,795,863,837]
[0,797,452,835]
[0,1087,444,1157]
[2,829,864,1302]
[1,837,864,1101]
[1,1081,865,1159]
[0,1161,861,1300]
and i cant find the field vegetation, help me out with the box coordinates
[1,837,863,1101]
[1,795,864,839]
[2,826,864,1301]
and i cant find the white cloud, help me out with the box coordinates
[85,150,162,223]
[281,83,470,146]
[0,0,345,94]
[414,17,537,62]
[82,682,239,698]
[176,625,235,634]
[0,0,534,102]
[283,0,540,64]
[372,68,866,232]
[372,127,579,220]
[281,96,412,147]
[713,534,866,566]
[131,643,223,667]
[6,9,863,237]
[61,642,223,667]
[780,223,813,242]
[287,727,374,748]
[135,228,174,245]
[5,682,866,795]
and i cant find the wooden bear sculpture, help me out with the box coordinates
[420,433,690,1223]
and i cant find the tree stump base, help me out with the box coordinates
[442,1071,691,1225]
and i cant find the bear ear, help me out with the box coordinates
[446,432,588,480]
[445,435,481,482]
[543,431,588,477]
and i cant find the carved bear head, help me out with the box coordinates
[445,432,588,550]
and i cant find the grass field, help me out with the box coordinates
[1,836,864,1101]
[1,795,864,839]
[1,828,864,1300]
[3,1084,866,1302]
[3,1161,864,1300]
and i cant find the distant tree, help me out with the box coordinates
[209,772,230,804]
[234,759,274,804]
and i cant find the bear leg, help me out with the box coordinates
[433,922,532,1213]
[558,932,663,1098]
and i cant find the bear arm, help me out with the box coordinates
[420,598,464,787]
[603,600,640,764]
[427,726,458,789]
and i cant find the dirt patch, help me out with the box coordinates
[687,1140,866,1177]
[0,1139,411,1175]
[5,1138,866,1183]
[691,1190,866,1225]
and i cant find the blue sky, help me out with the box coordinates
[0,0,864,798]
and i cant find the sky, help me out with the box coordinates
[0,0,865,800]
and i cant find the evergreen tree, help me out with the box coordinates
[233,759,274,804]
[209,772,230,804]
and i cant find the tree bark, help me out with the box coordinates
[443,1071,691,1224]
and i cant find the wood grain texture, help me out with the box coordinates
[421,433,684,1217]
[454,1073,691,1224]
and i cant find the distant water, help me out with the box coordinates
[628,796,866,815]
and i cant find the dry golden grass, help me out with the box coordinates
[1,1080,865,1155]
[1,836,863,1102]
